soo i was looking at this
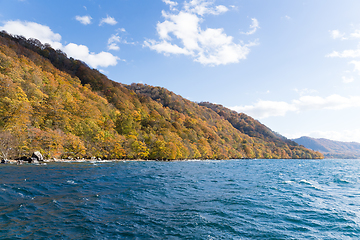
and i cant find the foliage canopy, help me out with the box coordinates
[0,31,323,160]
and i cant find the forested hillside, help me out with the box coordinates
[0,31,323,160]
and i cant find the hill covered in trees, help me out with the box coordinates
[293,136,360,159]
[0,31,323,160]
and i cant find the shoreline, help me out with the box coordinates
[0,158,331,165]
[1,158,244,164]
[1,158,152,164]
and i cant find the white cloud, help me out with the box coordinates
[230,94,360,119]
[144,0,257,66]
[241,18,260,35]
[329,30,346,40]
[163,0,178,11]
[326,49,360,58]
[64,43,119,68]
[0,20,63,49]
[99,15,117,26]
[293,95,360,111]
[327,28,360,83]
[107,32,136,50]
[0,20,120,69]
[230,100,296,119]
[350,60,360,75]
[342,76,354,83]
[229,5,238,11]
[326,30,360,58]
[75,15,92,25]
[294,88,318,96]
[184,0,228,16]
[350,29,360,38]
[108,34,121,51]
[144,39,192,55]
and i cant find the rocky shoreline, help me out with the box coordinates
[1,152,155,165]
[1,158,150,165]
[1,152,221,164]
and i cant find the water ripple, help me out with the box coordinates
[1,159,360,239]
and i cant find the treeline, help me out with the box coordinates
[0,31,323,160]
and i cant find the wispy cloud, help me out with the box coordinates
[326,49,360,58]
[107,30,136,51]
[0,20,120,68]
[75,15,92,25]
[342,76,354,83]
[284,15,291,20]
[326,27,360,83]
[229,5,238,11]
[350,60,360,75]
[99,15,117,26]
[162,0,178,11]
[241,18,260,35]
[230,94,360,119]
[294,88,318,96]
[144,0,258,66]
[329,30,346,40]
[108,34,121,51]
[350,29,360,38]
[183,0,229,16]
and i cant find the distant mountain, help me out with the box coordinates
[293,136,360,159]
[0,31,323,160]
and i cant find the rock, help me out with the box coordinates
[28,157,38,163]
[18,156,31,162]
[32,151,44,161]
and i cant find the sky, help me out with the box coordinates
[1,0,360,143]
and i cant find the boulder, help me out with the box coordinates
[32,151,44,161]
[31,158,39,164]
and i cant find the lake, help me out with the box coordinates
[1,159,360,239]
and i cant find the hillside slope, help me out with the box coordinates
[0,31,323,160]
[293,136,360,159]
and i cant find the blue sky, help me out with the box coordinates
[1,0,360,142]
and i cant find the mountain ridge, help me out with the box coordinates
[0,31,323,160]
[293,136,360,159]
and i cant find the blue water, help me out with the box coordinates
[1,159,360,239]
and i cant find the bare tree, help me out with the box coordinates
[0,130,16,160]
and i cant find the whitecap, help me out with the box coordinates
[299,179,312,185]
[283,180,296,184]
[66,180,76,185]
[300,179,323,190]
[336,178,351,184]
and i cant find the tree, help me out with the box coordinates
[0,130,16,160]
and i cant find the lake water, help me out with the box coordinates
[1,159,360,239]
